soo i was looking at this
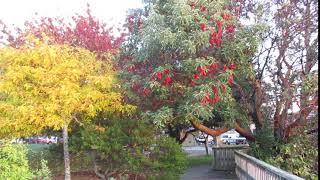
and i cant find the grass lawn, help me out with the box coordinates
[187,155,212,167]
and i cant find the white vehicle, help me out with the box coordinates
[11,138,25,144]
[195,134,214,144]
[220,133,247,145]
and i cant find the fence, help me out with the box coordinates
[211,145,249,170]
[235,150,304,180]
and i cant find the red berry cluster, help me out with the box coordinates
[131,82,151,97]
[225,25,236,34]
[200,23,206,31]
[209,20,223,47]
[199,63,237,106]
[193,63,219,80]
[190,2,196,9]
[127,65,135,72]
[224,63,236,86]
[200,6,207,12]
[150,69,173,86]
[201,86,221,106]
[222,13,232,21]
[190,2,206,12]
[127,14,143,32]
[223,63,236,71]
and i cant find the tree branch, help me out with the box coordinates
[189,118,255,141]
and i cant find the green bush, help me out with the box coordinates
[265,133,318,180]
[28,143,91,176]
[149,137,187,179]
[32,158,52,180]
[0,142,33,180]
[249,126,318,180]
[70,117,187,179]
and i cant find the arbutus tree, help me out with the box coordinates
[235,0,318,142]
[119,0,263,142]
[233,0,318,177]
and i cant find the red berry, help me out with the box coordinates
[128,15,134,23]
[138,19,143,28]
[209,38,215,46]
[201,98,208,106]
[198,66,207,76]
[213,95,220,103]
[190,2,196,9]
[223,65,228,71]
[226,25,236,33]
[128,66,134,72]
[200,23,206,31]
[229,63,236,70]
[162,76,173,86]
[216,20,223,29]
[143,87,151,96]
[222,13,232,21]
[201,95,210,106]
[212,86,219,94]
[164,69,170,75]
[205,95,210,101]
[228,76,234,85]
[131,82,141,91]
[200,6,207,12]
[194,73,200,79]
[214,38,221,46]
[198,66,205,73]
[156,72,162,80]
[210,63,219,71]
[211,31,218,38]
[221,84,226,93]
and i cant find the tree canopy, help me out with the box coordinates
[0,37,134,137]
[119,0,262,140]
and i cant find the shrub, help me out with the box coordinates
[0,142,33,180]
[70,116,187,179]
[265,133,318,180]
[32,158,52,180]
[249,127,318,179]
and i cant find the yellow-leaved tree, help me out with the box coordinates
[0,38,135,180]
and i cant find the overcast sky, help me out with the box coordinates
[0,0,143,31]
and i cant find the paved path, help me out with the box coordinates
[181,146,237,180]
[181,165,237,180]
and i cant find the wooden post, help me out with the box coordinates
[212,145,249,171]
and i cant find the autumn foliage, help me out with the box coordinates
[0,4,124,54]
[0,37,134,137]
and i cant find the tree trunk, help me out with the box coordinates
[89,151,106,180]
[204,135,209,155]
[62,124,71,180]
[234,119,256,141]
[215,136,222,147]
